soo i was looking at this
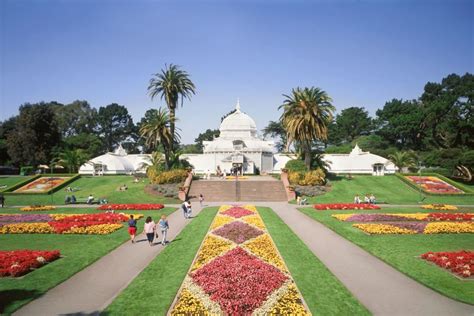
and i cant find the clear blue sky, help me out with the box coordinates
[1,0,472,143]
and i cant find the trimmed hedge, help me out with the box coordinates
[395,173,474,196]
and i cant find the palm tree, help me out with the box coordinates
[388,151,416,172]
[58,149,89,173]
[279,87,335,169]
[139,108,178,170]
[147,64,196,145]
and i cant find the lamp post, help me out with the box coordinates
[418,161,425,203]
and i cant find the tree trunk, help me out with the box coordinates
[304,142,311,170]
[169,108,176,151]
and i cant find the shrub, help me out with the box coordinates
[285,159,307,173]
[150,169,188,184]
[288,168,326,186]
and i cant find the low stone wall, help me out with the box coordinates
[280,169,296,201]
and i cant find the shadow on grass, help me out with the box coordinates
[0,289,40,313]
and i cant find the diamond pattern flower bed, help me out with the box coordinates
[170,205,309,315]
[0,250,61,277]
[213,221,263,244]
[221,206,255,218]
[192,247,288,314]
[406,176,464,194]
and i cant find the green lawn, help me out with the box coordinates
[104,207,218,315]
[0,207,177,314]
[298,207,474,304]
[258,207,369,315]
[3,175,180,206]
[307,175,474,205]
[0,176,34,193]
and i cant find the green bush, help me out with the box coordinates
[149,169,188,184]
[285,159,307,173]
[288,168,326,186]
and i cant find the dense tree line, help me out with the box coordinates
[0,101,139,170]
[265,73,473,179]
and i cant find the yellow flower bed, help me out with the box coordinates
[170,288,210,315]
[422,204,458,211]
[243,234,287,272]
[424,222,474,234]
[331,214,354,221]
[217,205,232,213]
[0,223,55,234]
[63,224,123,234]
[192,235,233,271]
[20,205,56,212]
[392,213,429,220]
[242,214,266,230]
[353,224,416,235]
[268,284,308,315]
[209,215,234,230]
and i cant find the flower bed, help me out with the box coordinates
[97,203,164,211]
[0,250,60,277]
[170,205,308,315]
[14,177,70,193]
[353,222,474,234]
[314,203,380,210]
[333,213,474,222]
[406,176,464,194]
[422,204,458,211]
[0,213,142,234]
[421,251,474,278]
[20,205,56,212]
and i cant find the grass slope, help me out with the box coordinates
[258,207,370,315]
[3,176,180,206]
[298,207,474,304]
[104,207,218,315]
[308,175,474,205]
[0,207,176,314]
[0,177,34,193]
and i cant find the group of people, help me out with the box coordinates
[296,196,308,205]
[182,200,193,219]
[128,214,169,246]
[119,184,128,191]
[354,194,376,204]
[64,194,107,205]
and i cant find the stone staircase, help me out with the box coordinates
[187,179,288,202]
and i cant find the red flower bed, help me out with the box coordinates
[313,203,380,210]
[421,251,474,278]
[49,214,130,233]
[192,247,288,314]
[427,213,474,221]
[97,204,164,211]
[0,250,60,277]
[221,207,254,218]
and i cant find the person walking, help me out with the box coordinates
[0,194,4,208]
[143,216,156,246]
[128,215,137,243]
[181,201,189,219]
[158,214,169,246]
[199,194,204,207]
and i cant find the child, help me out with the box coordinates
[128,215,137,243]
[144,216,156,246]
[199,194,204,206]
[158,215,169,246]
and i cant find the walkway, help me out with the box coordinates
[14,203,201,316]
[260,202,474,316]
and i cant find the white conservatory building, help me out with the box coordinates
[78,145,150,175]
[78,101,396,176]
[323,144,397,175]
[182,101,291,174]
